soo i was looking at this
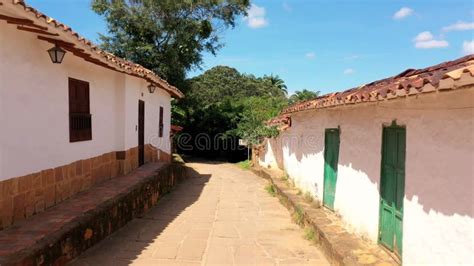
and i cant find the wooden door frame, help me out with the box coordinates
[323,127,340,210]
[378,121,405,260]
[138,100,145,166]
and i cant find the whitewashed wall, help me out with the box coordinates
[0,21,172,181]
[259,88,474,265]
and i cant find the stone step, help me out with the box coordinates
[0,162,187,265]
[251,167,399,266]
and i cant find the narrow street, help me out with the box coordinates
[71,162,330,266]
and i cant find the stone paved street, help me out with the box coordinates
[71,161,330,266]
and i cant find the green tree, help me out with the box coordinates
[92,0,250,85]
[174,66,287,159]
[288,89,320,104]
[264,74,288,95]
[233,96,287,145]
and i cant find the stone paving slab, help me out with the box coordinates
[0,162,187,265]
[71,161,330,266]
[251,167,399,266]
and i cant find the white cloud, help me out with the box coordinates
[413,31,449,49]
[244,4,268,29]
[393,7,413,20]
[344,68,355,75]
[463,41,474,55]
[414,31,433,42]
[442,21,474,32]
[305,52,316,59]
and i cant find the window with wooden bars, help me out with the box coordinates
[159,106,164,137]
[69,78,92,142]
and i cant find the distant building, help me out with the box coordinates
[0,1,183,229]
[259,55,474,265]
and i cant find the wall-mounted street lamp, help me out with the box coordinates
[47,44,66,64]
[148,84,157,94]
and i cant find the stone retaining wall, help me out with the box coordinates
[0,144,171,230]
[0,162,187,265]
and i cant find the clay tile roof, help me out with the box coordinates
[281,55,474,115]
[3,0,184,98]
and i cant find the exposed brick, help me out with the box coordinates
[55,167,64,183]
[55,183,64,204]
[0,180,15,201]
[67,163,76,180]
[71,178,81,195]
[82,174,92,191]
[32,173,42,188]
[34,199,45,214]
[25,191,35,218]
[44,186,55,208]
[75,161,83,176]
[19,174,34,193]
[83,159,92,175]
[13,193,26,222]
[92,156,102,169]
[91,167,101,185]
[34,188,45,214]
[41,169,55,187]
[0,196,13,229]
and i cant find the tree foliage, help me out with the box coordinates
[264,74,287,95]
[92,0,250,85]
[175,66,287,159]
[288,89,320,104]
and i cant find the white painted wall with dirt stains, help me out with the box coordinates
[0,21,172,181]
[259,88,474,265]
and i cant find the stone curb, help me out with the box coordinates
[0,162,189,265]
[251,167,399,266]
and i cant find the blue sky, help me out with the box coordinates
[28,0,473,94]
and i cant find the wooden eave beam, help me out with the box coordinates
[0,14,48,30]
[17,25,58,36]
[37,35,75,47]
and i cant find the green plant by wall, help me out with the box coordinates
[265,184,276,197]
[292,205,305,226]
[304,192,314,203]
[236,160,251,170]
[304,227,316,241]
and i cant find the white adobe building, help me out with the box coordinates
[0,1,183,229]
[259,55,474,265]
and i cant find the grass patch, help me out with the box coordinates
[265,184,276,197]
[236,160,251,170]
[292,205,305,226]
[304,227,316,241]
[303,192,314,203]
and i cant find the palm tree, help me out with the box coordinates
[289,89,320,104]
[265,74,287,95]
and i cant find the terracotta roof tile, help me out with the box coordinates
[4,0,184,98]
[281,55,474,115]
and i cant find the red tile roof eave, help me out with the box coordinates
[279,81,474,119]
[8,0,184,98]
[281,55,474,115]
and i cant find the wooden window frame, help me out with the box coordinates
[69,78,92,142]
[159,106,164,138]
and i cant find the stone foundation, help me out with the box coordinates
[0,162,188,265]
[0,144,170,230]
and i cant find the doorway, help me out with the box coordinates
[323,128,340,210]
[379,123,405,258]
[138,100,145,166]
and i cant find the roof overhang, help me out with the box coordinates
[0,0,184,98]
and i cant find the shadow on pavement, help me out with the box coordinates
[70,166,212,265]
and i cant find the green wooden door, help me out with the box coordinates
[323,128,340,210]
[379,124,405,258]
